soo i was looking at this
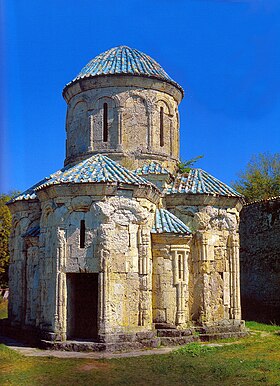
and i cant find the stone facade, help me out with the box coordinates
[64,76,181,173]
[165,195,242,324]
[240,197,280,324]
[7,46,244,348]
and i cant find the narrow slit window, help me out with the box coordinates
[103,102,108,142]
[160,106,164,147]
[80,220,85,248]
[178,254,183,280]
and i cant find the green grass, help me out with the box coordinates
[1,323,280,385]
[0,298,8,319]
[246,321,280,333]
[1,302,280,385]
[173,342,218,356]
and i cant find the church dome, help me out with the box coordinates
[67,45,183,92]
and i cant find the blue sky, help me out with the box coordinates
[1,0,280,192]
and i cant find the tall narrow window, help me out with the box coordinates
[160,106,164,147]
[80,220,85,248]
[178,254,183,280]
[103,102,108,142]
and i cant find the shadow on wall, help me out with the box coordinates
[239,198,280,325]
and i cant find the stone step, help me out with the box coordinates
[160,335,199,347]
[194,324,245,334]
[198,331,248,342]
[40,337,161,352]
[157,328,193,338]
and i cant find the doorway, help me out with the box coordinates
[67,273,98,340]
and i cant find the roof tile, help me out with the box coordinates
[133,162,171,176]
[165,168,242,197]
[10,154,155,203]
[67,46,183,92]
[152,208,191,234]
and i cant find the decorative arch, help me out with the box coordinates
[66,99,89,158]
[123,93,149,152]
[157,99,171,115]
[89,96,118,149]
[153,100,172,153]
[41,202,56,224]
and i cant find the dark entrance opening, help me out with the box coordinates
[67,273,98,340]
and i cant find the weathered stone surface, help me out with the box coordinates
[7,47,244,351]
[64,78,180,173]
[240,198,280,323]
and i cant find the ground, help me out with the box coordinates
[1,299,280,385]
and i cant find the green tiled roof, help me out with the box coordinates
[165,168,242,197]
[152,209,191,234]
[66,46,183,92]
[10,154,155,203]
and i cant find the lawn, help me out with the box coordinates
[0,298,8,319]
[1,299,280,386]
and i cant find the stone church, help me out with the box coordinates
[7,46,245,349]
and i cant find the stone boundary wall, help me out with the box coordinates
[239,197,280,323]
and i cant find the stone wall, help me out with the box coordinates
[165,195,242,324]
[8,183,160,341]
[240,197,280,323]
[8,201,41,326]
[64,76,181,172]
[152,234,191,327]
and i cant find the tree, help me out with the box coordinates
[0,192,19,287]
[178,155,204,174]
[233,153,280,202]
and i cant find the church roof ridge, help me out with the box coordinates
[165,168,243,197]
[9,154,157,203]
[64,46,183,93]
[152,208,191,234]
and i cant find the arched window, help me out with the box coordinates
[103,102,108,142]
[160,106,164,147]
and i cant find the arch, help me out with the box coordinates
[67,100,88,126]
[88,93,121,111]
[123,94,149,152]
[157,99,171,115]
[127,91,150,111]
[66,100,89,158]
[91,96,117,147]
[12,214,22,229]
[153,100,171,152]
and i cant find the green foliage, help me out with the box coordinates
[233,152,280,202]
[0,192,19,287]
[177,155,204,174]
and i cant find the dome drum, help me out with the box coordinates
[63,74,183,104]
[64,78,181,171]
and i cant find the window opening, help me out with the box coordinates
[103,103,108,142]
[160,106,164,147]
[80,220,85,248]
[178,254,183,280]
